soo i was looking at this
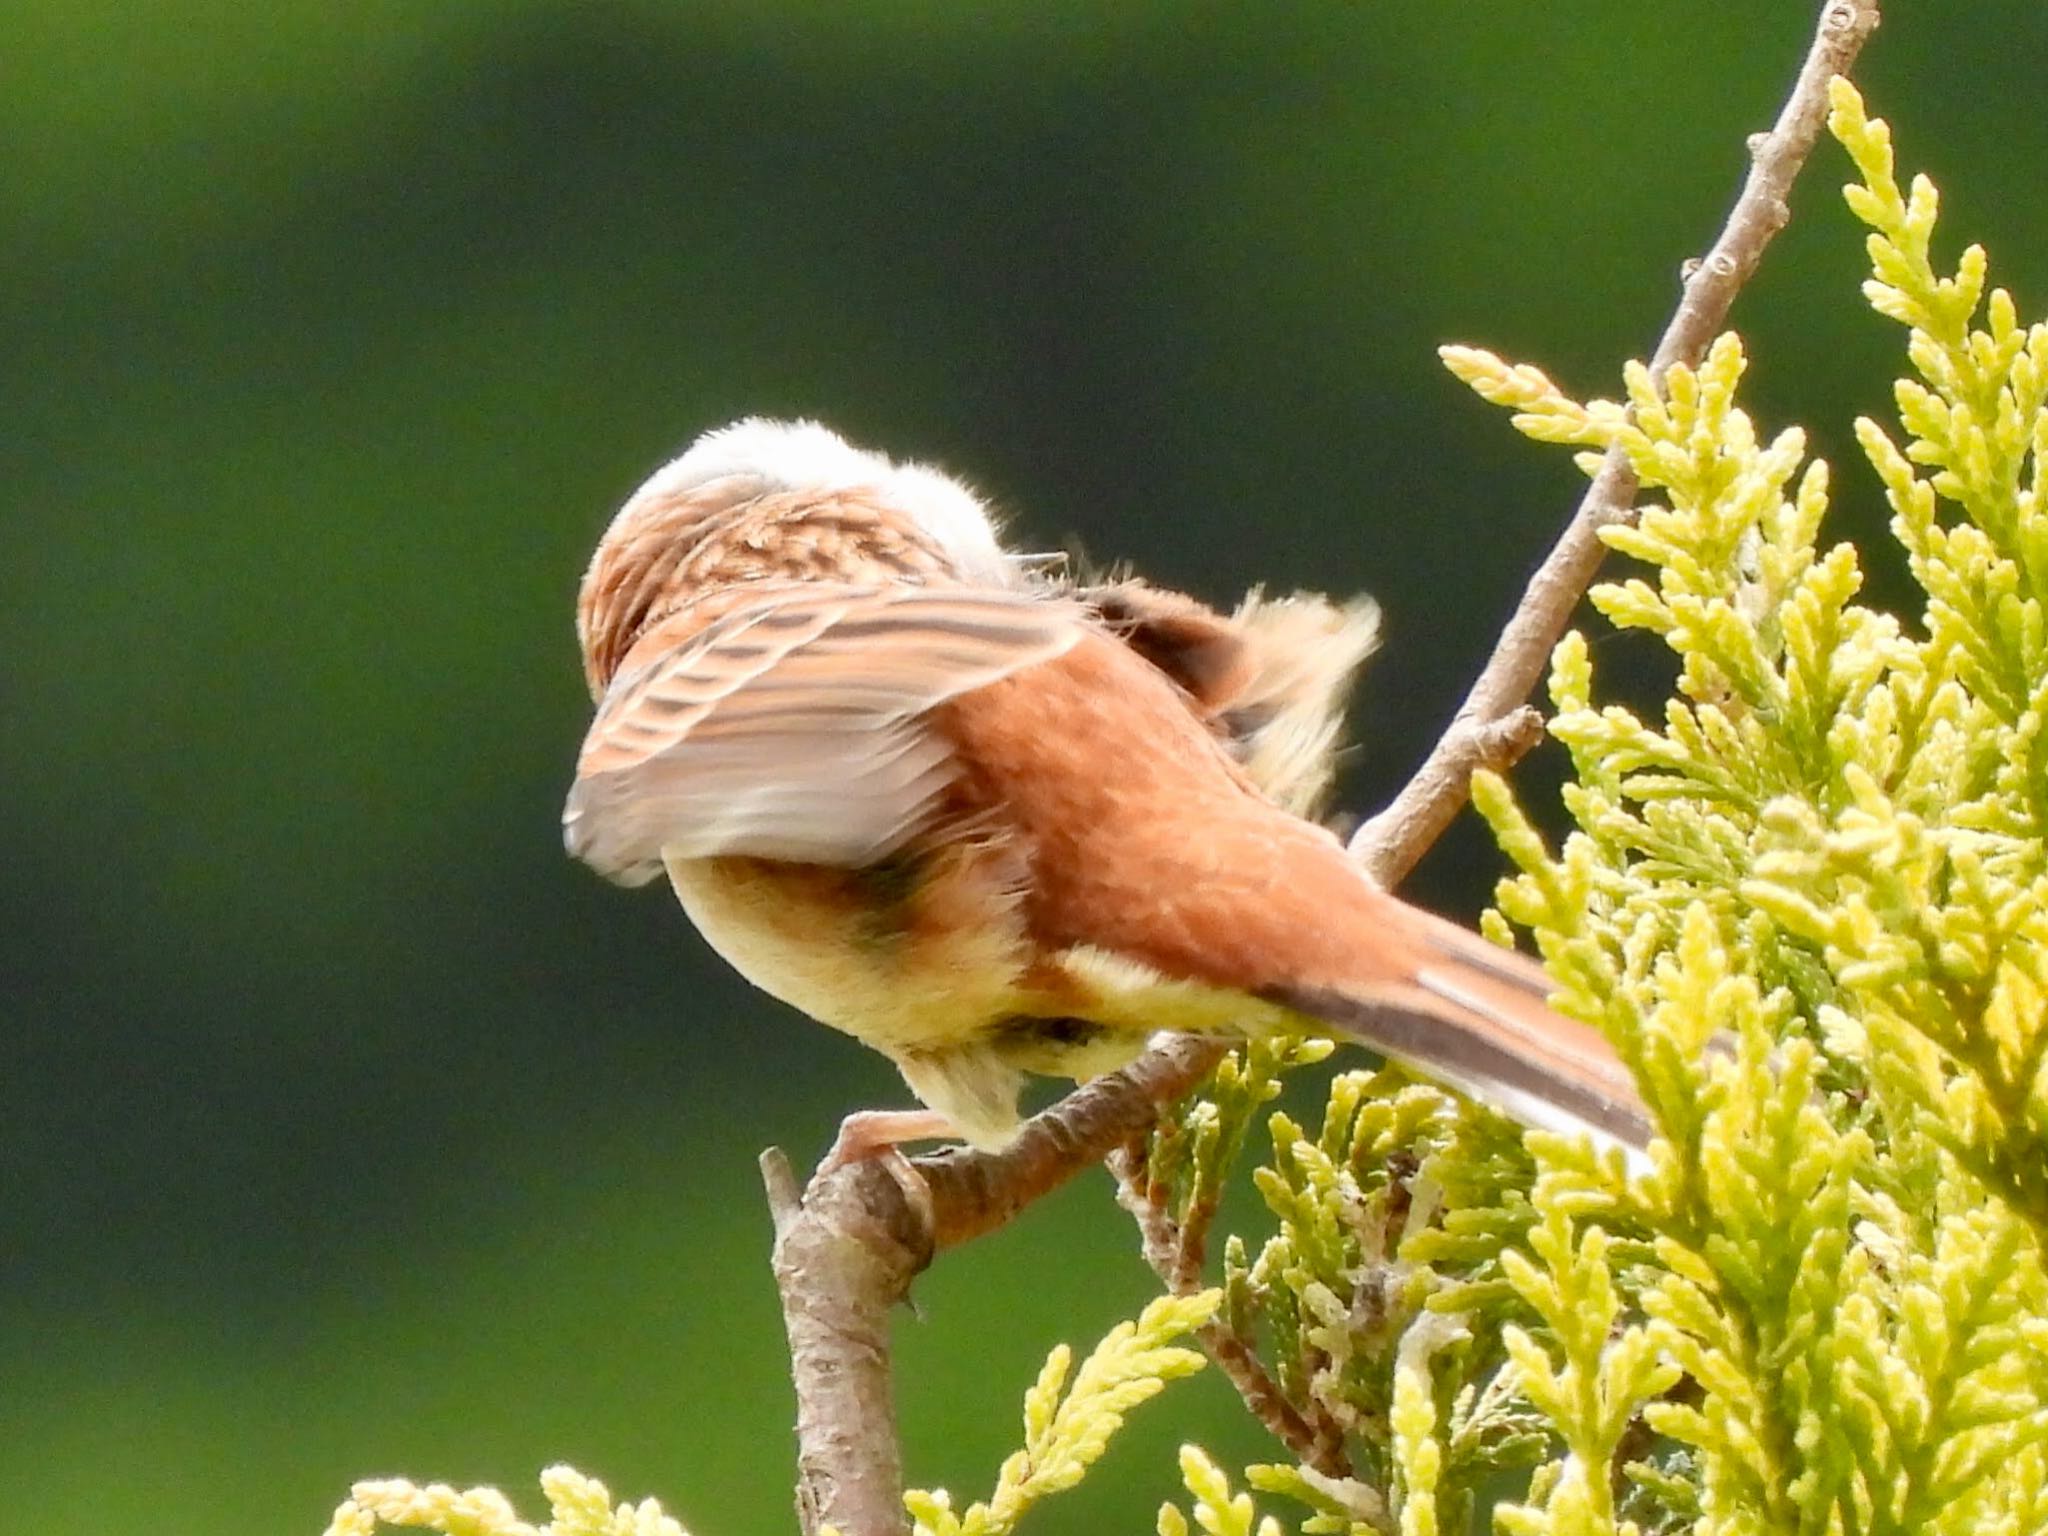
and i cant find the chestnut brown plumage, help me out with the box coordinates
[564,420,1652,1164]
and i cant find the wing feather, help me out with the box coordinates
[563,584,1084,882]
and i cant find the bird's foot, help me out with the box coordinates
[818,1108,959,1174]
[814,1109,957,1255]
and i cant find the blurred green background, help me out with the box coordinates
[5,3,2045,1531]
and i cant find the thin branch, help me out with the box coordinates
[763,4,1883,1529]
[1108,1145,1352,1477]
[919,1035,1230,1252]
[1350,0,1883,884]
[1352,707,1545,887]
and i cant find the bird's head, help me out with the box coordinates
[575,418,1018,697]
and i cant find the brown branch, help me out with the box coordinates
[1350,0,1883,885]
[763,1147,932,1536]
[1108,1145,1352,1477]
[919,1035,1229,1251]
[762,4,1882,1529]
[763,1036,1227,1536]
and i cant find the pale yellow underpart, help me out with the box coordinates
[664,855,1291,1149]
[1050,945,1296,1038]
[664,854,1025,1054]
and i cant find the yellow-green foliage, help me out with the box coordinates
[1446,78,2048,1534]
[1133,1046,1557,1535]
[320,1292,1218,1536]
[323,1465,689,1536]
[1151,77,2048,1536]
[906,1290,1220,1536]
[1157,1446,1288,1536]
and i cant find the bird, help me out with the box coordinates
[563,418,1652,1167]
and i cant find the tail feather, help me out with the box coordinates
[1266,907,1654,1160]
[1274,976,1653,1159]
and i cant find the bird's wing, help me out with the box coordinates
[564,583,1085,883]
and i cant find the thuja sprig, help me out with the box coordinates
[323,1465,689,1536]
[1419,76,2048,1536]
[905,1290,1221,1536]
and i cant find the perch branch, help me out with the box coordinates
[919,1035,1230,1251]
[763,4,1881,1530]
[764,1036,1228,1536]
[763,1147,931,1536]
[1350,0,1883,882]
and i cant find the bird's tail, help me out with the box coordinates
[1263,898,1653,1161]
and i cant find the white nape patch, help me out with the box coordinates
[639,417,1017,585]
[642,417,882,500]
[884,462,1014,586]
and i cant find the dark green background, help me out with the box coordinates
[6,4,2043,1532]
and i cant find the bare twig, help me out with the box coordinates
[1108,1146,1352,1476]
[919,1035,1229,1252]
[764,4,1882,1529]
[1351,0,1883,884]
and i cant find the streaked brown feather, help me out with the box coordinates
[1076,578,1380,816]
[564,583,1084,882]
[578,485,972,695]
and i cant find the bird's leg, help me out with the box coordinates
[814,1110,953,1251]
[819,1108,959,1173]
